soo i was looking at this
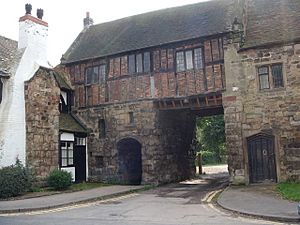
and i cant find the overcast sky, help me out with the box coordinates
[1,0,208,66]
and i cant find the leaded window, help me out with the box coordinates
[176,51,185,72]
[85,65,106,85]
[272,64,284,88]
[176,48,204,72]
[128,52,151,74]
[258,66,270,90]
[258,64,284,90]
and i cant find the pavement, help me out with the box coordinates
[0,185,143,213]
[217,184,300,223]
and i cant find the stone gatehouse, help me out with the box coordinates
[60,0,300,185]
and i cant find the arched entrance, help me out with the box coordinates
[117,138,142,185]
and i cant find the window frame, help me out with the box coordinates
[85,64,106,86]
[257,63,284,91]
[60,141,74,167]
[176,47,204,72]
[128,51,151,74]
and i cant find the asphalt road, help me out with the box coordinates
[0,168,291,225]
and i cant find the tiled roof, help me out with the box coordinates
[0,35,18,76]
[243,0,300,48]
[53,70,73,90]
[59,113,88,133]
[62,0,239,64]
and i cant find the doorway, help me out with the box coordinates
[117,138,142,185]
[247,133,277,183]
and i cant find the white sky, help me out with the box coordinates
[1,0,208,66]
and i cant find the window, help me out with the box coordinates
[272,64,284,88]
[0,79,3,104]
[176,51,185,72]
[258,64,284,90]
[61,141,74,167]
[128,52,151,74]
[258,66,270,90]
[129,112,134,124]
[76,137,86,146]
[99,119,106,138]
[85,65,106,85]
[176,48,204,72]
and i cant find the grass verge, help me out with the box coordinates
[276,182,300,201]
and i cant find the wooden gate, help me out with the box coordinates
[247,133,277,183]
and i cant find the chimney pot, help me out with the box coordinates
[86,12,90,18]
[37,8,44,20]
[25,3,32,15]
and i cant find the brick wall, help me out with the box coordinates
[66,37,225,108]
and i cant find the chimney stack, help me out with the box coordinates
[83,12,94,29]
[18,4,49,65]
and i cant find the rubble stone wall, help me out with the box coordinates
[24,68,60,178]
[75,100,196,184]
[224,40,300,184]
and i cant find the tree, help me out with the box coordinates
[196,115,226,164]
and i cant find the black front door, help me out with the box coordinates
[74,145,86,183]
[248,133,277,183]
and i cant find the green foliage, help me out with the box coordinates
[71,182,109,191]
[0,159,33,198]
[277,182,300,201]
[196,115,226,164]
[47,169,72,190]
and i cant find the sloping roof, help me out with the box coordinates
[62,0,239,64]
[243,0,300,48]
[59,113,88,133]
[0,35,18,77]
[53,71,73,90]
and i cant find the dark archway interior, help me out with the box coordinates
[117,138,142,185]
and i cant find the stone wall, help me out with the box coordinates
[224,39,300,184]
[74,100,196,184]
[24,68,60,178]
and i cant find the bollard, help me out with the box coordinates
[298,202,300,216]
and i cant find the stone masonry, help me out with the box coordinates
[224,36,300,184]
[75,100,196,184]
[24,68,60,178]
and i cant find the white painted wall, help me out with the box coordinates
[0,17,50,167]
[60,133,74,142]
[61,167,75,182]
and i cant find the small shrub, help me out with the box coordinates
[0,159,33,198]
[47,169,72,190]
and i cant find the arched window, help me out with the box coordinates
[0,79,3,104]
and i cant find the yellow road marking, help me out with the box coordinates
[0,193,139,217]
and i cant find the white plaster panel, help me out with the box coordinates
[61,167,75,182]
[61,133,74,141]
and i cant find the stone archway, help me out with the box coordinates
[117,138,142,185]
